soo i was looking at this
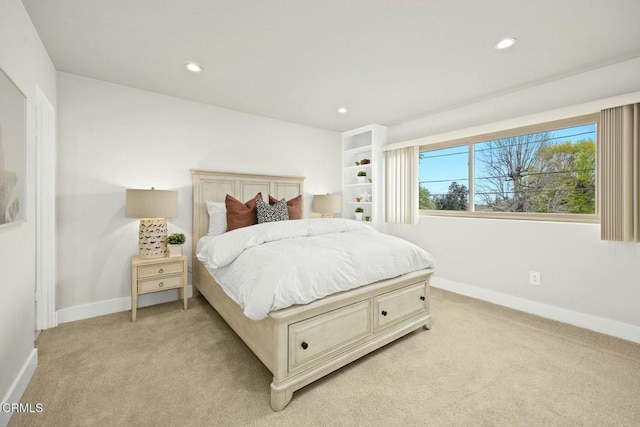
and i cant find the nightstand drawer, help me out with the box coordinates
[138,275,183,293]
[137,261,184,279]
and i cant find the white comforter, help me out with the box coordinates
[196,218,435,320]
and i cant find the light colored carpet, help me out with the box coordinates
[10,288,640,426]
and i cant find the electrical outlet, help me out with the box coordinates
[529,271,541,286]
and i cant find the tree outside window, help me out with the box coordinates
[419,120,596,216]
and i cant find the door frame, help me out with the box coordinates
[35,86,57,330]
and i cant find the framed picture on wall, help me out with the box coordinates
[0,67,26,228]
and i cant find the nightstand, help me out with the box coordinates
[131,255,188,321]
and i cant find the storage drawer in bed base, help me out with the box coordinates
[286,280,429,375]
[193,259,434,413]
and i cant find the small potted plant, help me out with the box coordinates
[354,207,364,221]
[166,233,186,257]
[357,170,367,183]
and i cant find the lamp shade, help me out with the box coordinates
[126,188,178,218]
[313,194,342,214]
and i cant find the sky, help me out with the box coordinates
[419,123,596,198]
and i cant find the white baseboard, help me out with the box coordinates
[54,278,640,343]
[57,285,194,324]
[0,349,38,427]
[431,277,640,345]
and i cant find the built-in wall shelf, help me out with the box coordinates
[344,164,372,171]
[341,125,387,229]
[344,145,373,156]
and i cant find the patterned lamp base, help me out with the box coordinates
[138,218,167,259]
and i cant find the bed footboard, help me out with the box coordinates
[267,269,433,411]
[195,261,433,411]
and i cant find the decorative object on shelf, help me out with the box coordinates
[357,170,367,183]
[354,161,360,166]
[361,190,372,202]
[354,207,364,221]
[355,196,362,202]
[365,216,371,221]
[368,178,372,183]
[313,194,342,218]
[166,233,186,257]
[126,188,178,259]
[360,158,370,165]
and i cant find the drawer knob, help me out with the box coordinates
[301,341,308,350]
[159,281,164,288]
[381,310,387,316]
[420,296,426,301]
[159,268,164,274]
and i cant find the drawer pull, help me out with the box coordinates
[381,310,387,316]
[159,281,164,288]
[301,341,309,350]
[420,296,426,301]
[159,268,164,274]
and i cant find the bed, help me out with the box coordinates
[191,169,435,411]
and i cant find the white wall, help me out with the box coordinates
[0,0,56,419]
[386,57,640,342]
[56,72,341,313]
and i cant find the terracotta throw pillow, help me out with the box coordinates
[225,193,262,231]
[269,195,302,220]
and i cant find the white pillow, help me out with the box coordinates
[206,201,227,236]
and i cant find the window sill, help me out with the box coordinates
[419,210,599,224]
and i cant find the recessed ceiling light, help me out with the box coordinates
[495,38,517,50]
[338,107,348,114]
[185,62,202,73]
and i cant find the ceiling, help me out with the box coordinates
[22,0,640,132]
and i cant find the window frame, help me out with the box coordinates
[418,113,600,223]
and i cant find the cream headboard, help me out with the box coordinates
[190,169,305,256]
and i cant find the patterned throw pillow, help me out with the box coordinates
[256,197,289,224]
[268,195,302,220]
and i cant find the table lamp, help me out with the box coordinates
[126,188,178,259]
[312,194,342,218]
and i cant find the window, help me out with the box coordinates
[419,114,598,220]
[419,145,469,211]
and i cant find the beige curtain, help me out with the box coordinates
[599,103,640,242]
[384,146,418,224]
